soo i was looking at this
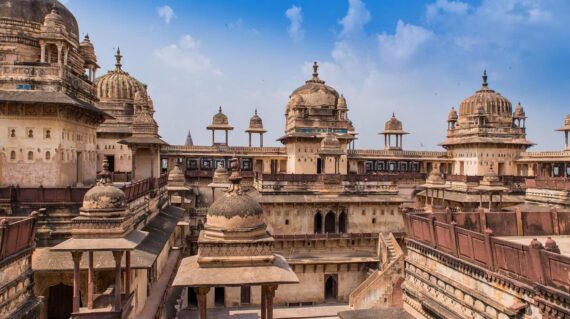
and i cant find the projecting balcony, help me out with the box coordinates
[70,292,134,319]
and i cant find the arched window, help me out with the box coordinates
[10,129,15,137]
[10,151,16,160]
[325,211,336,233]
[27,151,33,160]
[45,129,51,138]
[314,212,322,234]
[45,151,51,160]
[339,211,347,234]
[28,129,33,138]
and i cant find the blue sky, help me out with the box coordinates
[62,0,570,150]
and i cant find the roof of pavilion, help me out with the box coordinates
[172,254,299,287]
[32,206,183,271]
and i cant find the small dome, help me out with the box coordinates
[448,107,458,121]
[80,34,97,65]
[289,62,339,109]
[212,165,230,184]
[458,71,513,125]
[513,102,526,118]
[338,94,347,109]
[206,158,264,231]
[565,114,570,126]
[385,113,403,132]
[95,48,147,102]
[248,109,264,130]
[168,164,185,186]
[82,161,126,211]
[212,106,229,125]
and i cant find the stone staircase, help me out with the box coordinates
[348,233,404,310]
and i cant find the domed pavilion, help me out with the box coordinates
[173,157,298,319]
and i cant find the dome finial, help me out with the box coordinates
[99,159,112,185]
[228,156,243,192]
[254,108,258,115]
[218,106,222,113]
[482,69,488,87]
[115,47,123,71]
[392,112,396,118]
[313,61,319,80]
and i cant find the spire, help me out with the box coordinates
[115,47,123,71]
[218,106,222,113]
[185,130,194,146]
[392,112,396,118]
[482,69,488,87]
[254,108,258,116]
[99,159,112,185]
[228,156,243,193]
[312,61,319,80]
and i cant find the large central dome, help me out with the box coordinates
[289,62,340,108]
[458,71,513,126]
[0,0,79,40]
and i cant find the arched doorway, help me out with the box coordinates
[338,211,347,233]
[188,288,198,308]
[324,275,338,302]
[325,211,336,233]
[47,283,74,319]
[314,212,322,234]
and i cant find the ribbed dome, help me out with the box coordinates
[212,106,229,125]
[385,113,403,132]
[206,158,264,231]
[458,71,513,125]
[248,109,263,129]
[513,102,526,118]
[95,48,147,102]
[81,161,126,212]
[0,0,79,40]
[80,34,97,64]
[448,107,458,121]
[289,62,340,109]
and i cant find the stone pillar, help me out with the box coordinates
[225,130,229,145]
[88,251,94,309]
[483,228,496,271]
[112,251,124,311]
[57,44,63,64]
[260,134,264,147]
[248,133,252,147]
[515,208,523,236]
[261,286,267,319]
[71,251,83,313]
[529,239,546,284]
[40,42,46,63]
[197,287,210,319]
[125,251,131,295]
[211,131,215,146]
[266,285,277,319]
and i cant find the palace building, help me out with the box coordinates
[1,1,570,319]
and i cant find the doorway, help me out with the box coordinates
[47,283,74,319]
[338,211,347,233]
[325,211,335,233]
[214,287,225,307]
[240,286,251,305]
[76,152,83,185]
[317,158,323,174]
[324,275,338,302]
[105,155,115,172]
[314,212,323,234]
[188,288,198,308]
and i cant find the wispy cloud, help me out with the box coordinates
[339,0,371,38]
[155,35,221,76]
[426,0,469,20]
[157,5,175,24]
[285,5,304,42]
[378,20,434,62]
[226,18,261,35]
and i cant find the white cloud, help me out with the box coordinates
[426,0,469,20]
[226,18,261,35]
[155,35,221,76]
[158,5,175,24]
[378,20,434,61]
[285,5,304,42]
[339,0,371,37]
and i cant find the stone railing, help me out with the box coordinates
[404,213,570,292]
[520,150,570,158]
[349,233,405,309]
[528,177,570,191]
[0,215,37,260]
[161,145,286,154]
[348,149,448,158]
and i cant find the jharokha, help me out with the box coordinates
[0,1,569,319]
